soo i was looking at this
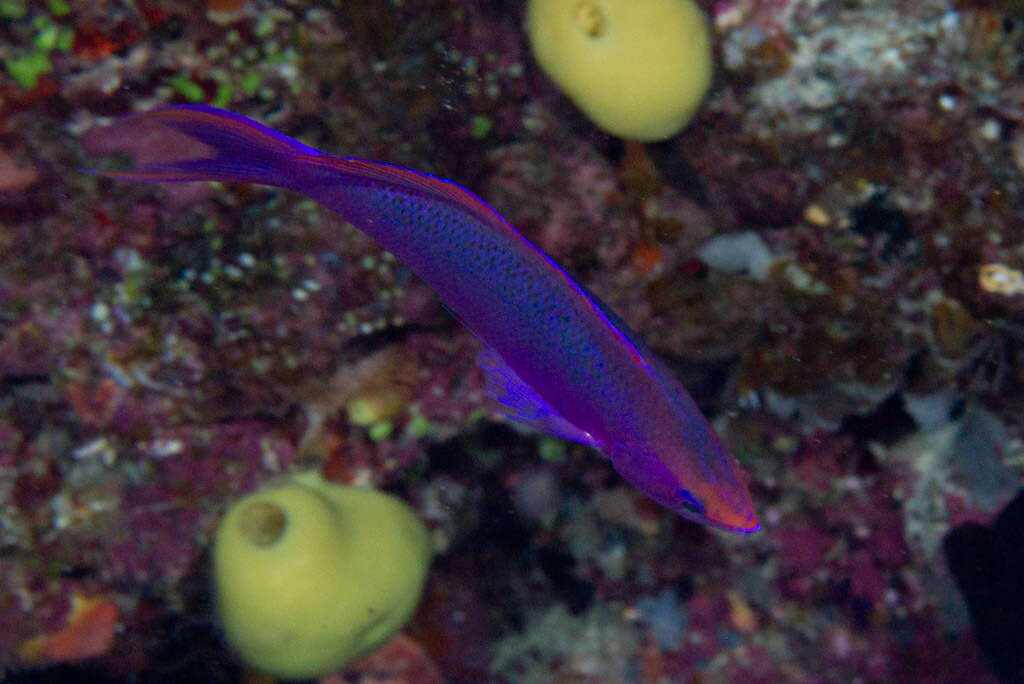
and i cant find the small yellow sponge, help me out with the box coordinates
[527,0,713,141]
[212,471,432,679]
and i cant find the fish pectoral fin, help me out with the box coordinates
[478,347,598,447]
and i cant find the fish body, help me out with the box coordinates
[95,106,758,534]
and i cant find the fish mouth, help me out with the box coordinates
[707,511,761,535]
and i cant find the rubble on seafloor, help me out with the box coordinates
[1,0,1023,681]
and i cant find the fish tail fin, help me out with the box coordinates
[87,105,321,187]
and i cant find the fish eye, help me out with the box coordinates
[676,488,706,516]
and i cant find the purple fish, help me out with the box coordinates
[93,106,758,534]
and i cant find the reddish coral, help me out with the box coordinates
[339,634,443,684]
[19,594,119,664]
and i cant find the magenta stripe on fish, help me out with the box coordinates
[92,106,758,534]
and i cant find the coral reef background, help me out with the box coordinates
[1,0,1023,681]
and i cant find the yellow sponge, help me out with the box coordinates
[526,0,713,141]
[212,471,432,679]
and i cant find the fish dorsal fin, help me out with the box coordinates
[300,154,508,233]
[478,347,598,447]
[578,285,706,417]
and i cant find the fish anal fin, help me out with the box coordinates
[478,347,597,447]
